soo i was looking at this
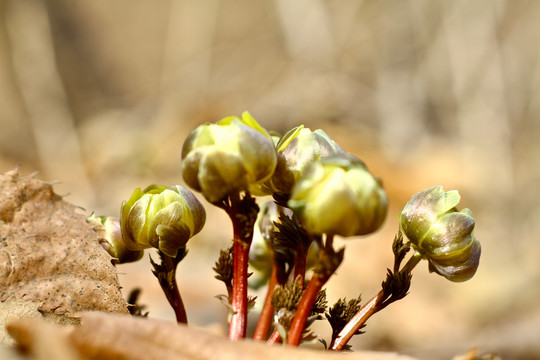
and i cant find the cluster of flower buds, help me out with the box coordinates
[120,185,206,257]
[110,109,483,348]
[399,185,481,282]
[182,114,389,239]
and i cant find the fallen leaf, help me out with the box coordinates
[7,315,79,360]
[0,300,78,346]
[0,169,128,321]
[7,312,420,360]
[0,343,26,360]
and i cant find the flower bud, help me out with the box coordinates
[399,186,481,282]
[247,131,283,197]
[87,214,144,263]
[120,185,206,257]
[267,125,345,196]
[288,154,388,237]
[181,111,277,202]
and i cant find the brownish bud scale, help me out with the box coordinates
[120,185,206,257]
[399,185,481,282]
[288,154,388,237]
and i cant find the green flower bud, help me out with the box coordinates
[267,125,345,196]
[120,185,206,257]
[181,111,277,202]
[399,186,481,282]
[87,214,144,263]
[288,154,388,237]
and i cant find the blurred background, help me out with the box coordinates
[1,0,539,358]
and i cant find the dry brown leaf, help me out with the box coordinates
[7,316,80,360]
[0,300,79,347]
[0,344,27,360]
[0,168,128,319]
[7,312,419,360]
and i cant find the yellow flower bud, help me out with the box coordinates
[288,154,388,237]
[267,125,345,196]
[399,186,481,282]
[120,185,206,257]
[87,215,143,263]
[181,111,277,202]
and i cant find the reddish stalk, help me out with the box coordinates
[267,330,282,344]
[286,273,328,346]
[221,192,258,341]
[229,236,250,340]
[286,234,340,346]
[151,251,188,324]
[330,290,384,350]
[253,266,279,341]
[330,252,423,350]
[262,249,308,343]
[167,281,188,323]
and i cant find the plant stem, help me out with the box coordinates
[220,192,259,341]
[253,266,279,341]
[286,273,327,345]
[229,235,250,340]
[151,250,188,324]
[286,234,340,346]
[267,329,282,344]
[330,290,383,350]
[330,251,423,350]
[400,251,423,275]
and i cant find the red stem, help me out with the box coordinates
[253,266,279,341]
[165,267,188,324]
[286,273,327,346]
[229,237,250,340]
[330,290,384,350]
[220,192,258,341]
[153,253,188,324]
[267,330,282,344]
[169,288,188,324]
[263,253,307,343]
[330,253,423,350]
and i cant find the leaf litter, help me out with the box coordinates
[0,168,128,346]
